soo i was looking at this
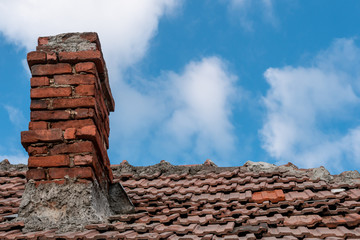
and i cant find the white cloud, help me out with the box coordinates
[228,0,277,31]
[0,0,179,71]
[0,2,241,165]
[261,38,360,172]
[3,105,26,129]
[111,57,239,164]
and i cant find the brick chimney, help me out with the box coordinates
[19,33,133,232]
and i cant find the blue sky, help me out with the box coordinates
[0,0,360,174]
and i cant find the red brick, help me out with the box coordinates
[75,62,97,74]
[74,108,95,119]
[29,121,48,130]
[27,51,46,67]
[79,32,99,44]
[102,81,115,112]
[48,167,94,180]
[28,155,70,168]
[31,63,72,76]
[74,155,94,166]
[27,146,48,156]
[52,97,96,109]
[31,110,71,121]
[54,74,97,85]
[46,52,57,63]
[30,77,50,87]
[76,125,97,140]
[58,50,104,74]
[30,87,72,98]
[38,37,49,46]
[21,129,63,146]
[74,153,107,185]
[26,169,46,180]
[50,141,95,155]
[64,128,76,140]
[96,89,110,116]
[35,180,66,187]
[75,85,95,96]
[51,119,94,130]
[30,99,49,110]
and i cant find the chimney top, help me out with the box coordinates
[37,32,101,52]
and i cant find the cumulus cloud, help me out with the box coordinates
[111,57,239,165]
[0,1,240,165]
[0,0,179,70]
[261,38,360,172]
[228,0,278,31]
[3,105,26,129]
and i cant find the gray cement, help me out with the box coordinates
[44,33,97,52]
[18,178,111,233]
[108,182,135,214]
[0,159,27,172]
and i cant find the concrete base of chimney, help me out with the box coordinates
[18,178,111,233]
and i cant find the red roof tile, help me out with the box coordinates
[0,159,360,238]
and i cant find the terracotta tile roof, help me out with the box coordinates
[0,159,359,239]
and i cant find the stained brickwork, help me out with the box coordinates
[20,32,114,189]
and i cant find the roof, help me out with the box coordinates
[0,159,360,239]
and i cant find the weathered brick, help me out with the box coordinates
[75,85,95,96]
[29,121,48,130]
[74,155,94,166]
[50,141,95,155]
[38,37,49,46]
[26,169,46,180]
[74,108,95,119]
[54,74,97,85]
[30,77,50,87]
[31,63,72,76]
[76,125,97,140]
[27,51,46,67]
[64,128,76,140]
[46,52,57,63]
[58,51,104,74]
[21,129,63,146]
[79,32,99,44]
[30,99,49,110]
[30,87,72,99]
[35,180,66,187]
[31,110,71,121]
[48,167,94,180]
[101,81,115,112]
[52,97,96,109]
[75,62,97,74]
[51,119,94,130]
[28,155,70,168]
[27,146,48,156]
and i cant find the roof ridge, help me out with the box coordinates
[110,160,360,186]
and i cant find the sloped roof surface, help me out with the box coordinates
[0,159,360,239]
